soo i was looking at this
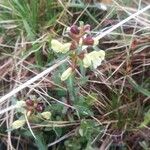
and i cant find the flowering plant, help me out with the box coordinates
[11,23,105,130]
[11,98,50,130]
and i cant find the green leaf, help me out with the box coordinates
[35,49,45,67]
[85,92,98,106]
[139,141,150,150]
[34,133,47,150]
[78,76,89,86]
[75,105,93,116]
[128,77,150,97]
[140,110,150,128]
[79,128,84,137]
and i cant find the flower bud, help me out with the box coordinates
[26,99,34,107]
[41,111,51,120]
[35,102,45,112]
[83,36,94,45]
[70,25,80,34]
[12,119,25,129]
[61,67,72,81]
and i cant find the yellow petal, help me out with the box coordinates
[92,58,102,69]
[51,39,71,53]
[61,42,71,53]
[51,39,63,53]
[12,119,25,129]
[83,54,91,68]
[41,111,51,120]
[89,51,99,59]
[83,50,105,69]
[97,50,105,60]
[61,67,72,81]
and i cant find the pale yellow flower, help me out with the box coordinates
[12,119,26,129]
[61,67,72,81]
[83,50,105,69]
[51,39,71,53]
[83,54,91,68]
[41,111,51,120]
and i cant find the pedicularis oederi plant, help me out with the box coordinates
[11,23,105,130]
[51,22,105,81]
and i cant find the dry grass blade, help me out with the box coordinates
[94,4,150,40]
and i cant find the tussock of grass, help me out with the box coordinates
[0,0,150,149]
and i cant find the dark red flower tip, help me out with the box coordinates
[83,36,94,45]
[26,99,34,107]
[70,25,80,34]
[35,102,45,112]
